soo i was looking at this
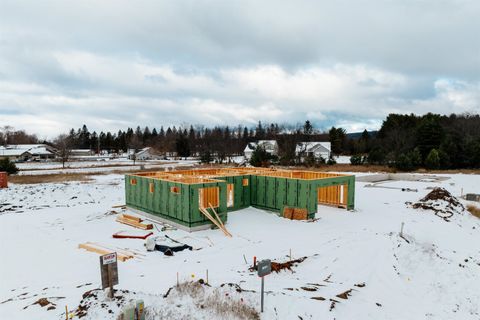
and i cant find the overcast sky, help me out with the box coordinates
[1,0,479,138]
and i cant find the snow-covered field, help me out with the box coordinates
[1,172,479,319]
[16,159,199,175]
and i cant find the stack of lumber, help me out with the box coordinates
[78,242,136,262]
[283,207,308,220]
[199,203,232,237]
[293,208,308,220]
[283,207,294,219]
[116,214,153,230]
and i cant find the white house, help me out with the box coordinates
[0,147,32,162]
[1,144,56,161]
[129,147,158,160]
[244,140,278,159]
[295,142,331,161]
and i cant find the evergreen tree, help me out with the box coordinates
[425,149,440,169]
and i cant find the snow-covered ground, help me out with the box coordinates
[335,156,351,164]
[1,173,479,319]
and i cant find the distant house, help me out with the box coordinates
[1,144,56,161]
[0,147,32,162]
[129,147,158,161]
[244,140,278,159]
[295,142,331,161]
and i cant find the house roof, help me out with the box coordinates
[4,144,55,156]
[0,149,32,157]
[136,147,152,156]
[244,140,278,152]
[295,142,331,153]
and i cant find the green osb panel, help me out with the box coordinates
[276,178,287,210]
[297,180,310,209]
[251,175,257,204]
[286,179,298,207]
[257,176,266,206]
[265,177,275,209]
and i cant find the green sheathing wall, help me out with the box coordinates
[248,176,311,215]
[248,174,356,217]
[312,175,356,210]
[223,175,251,211]
[125,173,355,226]
[125,175,194,227]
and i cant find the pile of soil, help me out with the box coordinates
[271,257,307,272]
[408,188,464,221]
[249,257,307,273]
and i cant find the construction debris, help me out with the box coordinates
[271,257,307,272]
[112,230,153,240]
[145,236,193,256]
[199,206,232,237]
[116,214,153,230]
[250,257,307,273]
[336,289,354,300]
[407,188,465,221]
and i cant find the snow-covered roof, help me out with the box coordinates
[295,142,331,153]
[6,144,55,156]
[71,149,92,153]
[136,147,152,156]
[244,140,278,152]
[0,149,32,157]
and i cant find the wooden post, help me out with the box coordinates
[206,269,209,284]
[176,272,179,286]
[289,249,292,262]
[108,264,113,298]
[65,305,68,320]
[400,222,404,237]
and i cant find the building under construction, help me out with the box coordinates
[125,168,355,231]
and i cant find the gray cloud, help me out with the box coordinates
[0,0,479,137]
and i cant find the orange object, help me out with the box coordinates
[0,172,7,188]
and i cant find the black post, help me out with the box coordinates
[261,276,264,312]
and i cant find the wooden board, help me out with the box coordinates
[112,230,154,239]
[78,243,133,262]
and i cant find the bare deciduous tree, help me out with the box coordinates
[54,134,73,169]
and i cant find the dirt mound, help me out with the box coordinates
[249,257,307,273]
[408,188,464,221]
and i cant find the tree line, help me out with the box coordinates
[2,112,479,170]
[350,113,480,170]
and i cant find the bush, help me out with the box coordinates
[327,157,336,165]
[367,147,385,165]
[425,149,440,170]
[250,146,275,167]
[200,151,213,164]
[409,148,422,168]
[0,158,19,174]
[350,155,363,165]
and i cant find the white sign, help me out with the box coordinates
[102,252,117,265]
